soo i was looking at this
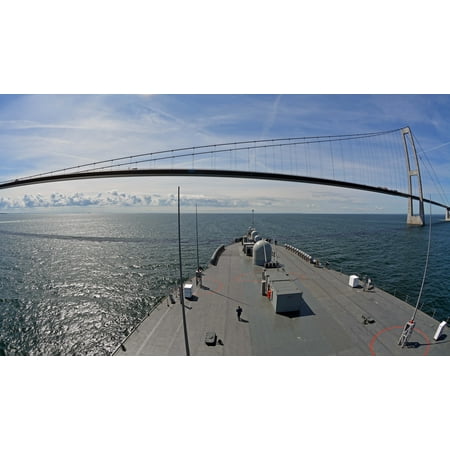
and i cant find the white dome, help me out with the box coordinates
[253,240,272,266]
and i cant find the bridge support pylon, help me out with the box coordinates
[446,208,450,222]
[402,127,425,226]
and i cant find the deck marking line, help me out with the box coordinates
[136,304,174,355]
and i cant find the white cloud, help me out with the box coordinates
[260,95,282,138]
[0,190,264,211]
[0,191,151,209]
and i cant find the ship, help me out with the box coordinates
[112,225,449,356]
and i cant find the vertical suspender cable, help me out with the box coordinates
[178,186,190,356]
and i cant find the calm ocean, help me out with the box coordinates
[0,212,449,355]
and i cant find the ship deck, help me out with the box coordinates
[114,241,450,356]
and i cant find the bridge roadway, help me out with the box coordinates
[113,240,449,356]
[2,168,449,216]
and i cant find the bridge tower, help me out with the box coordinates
[402,127,425,226]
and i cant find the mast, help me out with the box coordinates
[196,203,199,270]
[177,186,190,356]
[411,208,432,322]
[398,201,432,348]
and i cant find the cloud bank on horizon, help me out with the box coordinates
[0,190,268,211]
[1,94,450,213]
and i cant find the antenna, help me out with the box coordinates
[196,203,199,270]
[252,209,255,228]
[398,199,432,348]
[195,203,203,288]
[177,186,190,356]
[411,202,432,321]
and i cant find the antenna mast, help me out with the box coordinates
[398,201,432,348]
[196,203,200,270]
[177,187,190,356]
[194,203,203,288]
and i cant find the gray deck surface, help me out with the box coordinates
[114,242,450,356]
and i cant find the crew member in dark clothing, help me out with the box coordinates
[236,306,243,321]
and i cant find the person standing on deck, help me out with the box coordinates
[236,306,243,321]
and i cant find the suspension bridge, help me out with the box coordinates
[0,126,449,225]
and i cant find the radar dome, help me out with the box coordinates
[253,240,272,266]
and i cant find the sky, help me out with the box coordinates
[1,94,450,214]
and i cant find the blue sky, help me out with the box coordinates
[1,94,450,214]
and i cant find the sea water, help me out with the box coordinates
[0,213,449,355]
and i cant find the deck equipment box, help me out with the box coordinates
[271,280,301,314]
[348,275,359,288]
[183,283,193,299]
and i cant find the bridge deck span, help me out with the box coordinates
[1,168,449,212]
